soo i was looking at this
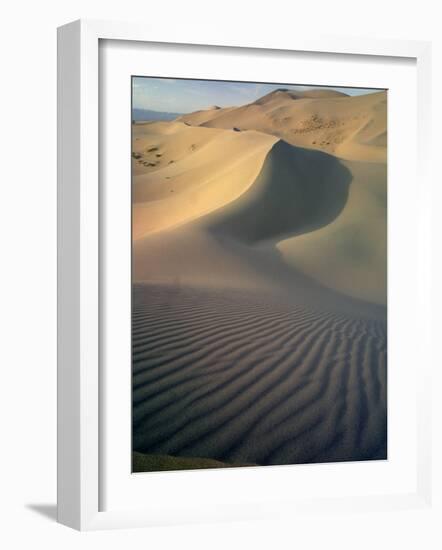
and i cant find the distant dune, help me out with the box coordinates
[132,87,387,470]
[178,88,387,162]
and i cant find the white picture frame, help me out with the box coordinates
[57,19,433,531]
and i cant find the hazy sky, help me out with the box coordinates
[132,76,383,114]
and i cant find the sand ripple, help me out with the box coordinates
[132,283,387,466]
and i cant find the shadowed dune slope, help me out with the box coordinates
[179,89,387,162]
[132,284,387,466]
[278,160,387,304]
[199,140,351,243]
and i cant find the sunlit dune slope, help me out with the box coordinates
[176,105,237,126]
[132,121,277,238]
[179,88,387,162]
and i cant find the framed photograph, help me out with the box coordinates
[57,19,433,530]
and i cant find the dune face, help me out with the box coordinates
[277,160,387,304]
[132,81,387,472]
[201,140,352,244]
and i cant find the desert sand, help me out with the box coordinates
[132,87,387,469]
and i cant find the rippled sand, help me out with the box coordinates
[132,284,387,467]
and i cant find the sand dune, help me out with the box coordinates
[199,140,351,243]
[132,122,276,238]
[277,160,387,304]
[133,122,386,305]
[131,86,387,470]
[176,105,237,126]
[179,88,387,162]
[132,284,387,465]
